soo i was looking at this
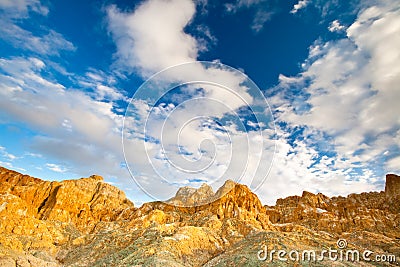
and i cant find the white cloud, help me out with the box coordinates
[0,22,75,56]
[46,163,67,173]
[298,2,400,143]
[328,19,346,32]
[251,10,274,33]
[0,146,17,161]
[0,161,13,169]
[107,0,199,77]
[0,0,48,17]
[77,70,126,101]
[387,156,400,173]
[194,24,217,52]
[0,1,74,56]
[290,0,309,14]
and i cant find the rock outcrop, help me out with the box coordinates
[0,167,134,232]
[266,174,400,238]
[0,166,135,266]
[167,183,215,206]
[0,166,399,266]
[385,173,400,197]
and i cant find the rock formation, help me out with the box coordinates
[385,173,400,197]
[0,166,399,266]
[266,174,400,238]
[167,182,215,206]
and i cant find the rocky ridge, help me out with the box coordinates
[0,166,399,266]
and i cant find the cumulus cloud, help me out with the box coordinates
[107,0,199,76]
[328,19,346,32]
[290,0,309,14]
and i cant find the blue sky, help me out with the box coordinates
[0,0,399,205]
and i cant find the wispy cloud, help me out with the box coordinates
[0,0,48,18]
[76,70,126,102]
[0,146,17,161]
[251,10,274,33]
[46,163,67,173]
[225,0,275,33]
[0,25,76,56]
[0,1,74,56]
[225,0,263,13]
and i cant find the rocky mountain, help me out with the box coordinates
[0,166,399,266]
[167,183,215,206]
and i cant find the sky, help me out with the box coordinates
[0,0,399,205]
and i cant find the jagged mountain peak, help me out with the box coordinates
[168,182,214,206]
[167,179,255,207]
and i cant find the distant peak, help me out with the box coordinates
[198,183,214,193]
[222,179,236,186]
[214,179,237,198]
[167,179,249,207]
[168,182,215,206]
[200,182,212,189]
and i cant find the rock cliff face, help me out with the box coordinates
[0,167,134,232]
[0,166,135,266]
[386,173,400,197]
[0,166,399,266]
[266,174,400,238]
